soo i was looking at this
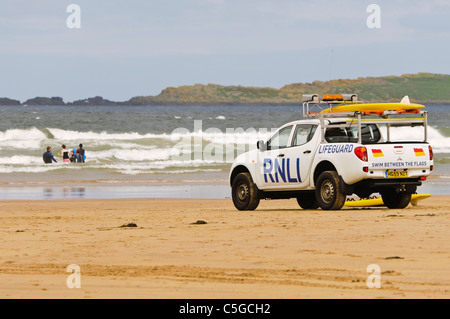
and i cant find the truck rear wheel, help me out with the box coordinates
[315,171,346,210]
[297,191,319,209]
[232,172,260,211]
[381,190,411,209]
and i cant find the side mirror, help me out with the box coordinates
[257,140,266,151]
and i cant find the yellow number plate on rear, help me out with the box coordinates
[385,170,409,178]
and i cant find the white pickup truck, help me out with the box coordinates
[229,94,434,210]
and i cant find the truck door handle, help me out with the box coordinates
[303,150,311,154]
[277,154,285,158]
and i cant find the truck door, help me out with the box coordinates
[282,124,318,189]
[258,124,317,189]
[258,125,294,189]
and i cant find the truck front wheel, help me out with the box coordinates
[315,171,346,210]
[232,172,260,211]
[381,190,411,209]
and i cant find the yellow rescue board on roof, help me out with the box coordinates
[321,103,425,113]
[344,194,431,207]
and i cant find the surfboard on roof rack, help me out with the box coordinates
[302,94,425,116]
[320,102,425,113]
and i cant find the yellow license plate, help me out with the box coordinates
[386,170,409,178]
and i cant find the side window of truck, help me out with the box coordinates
[325,124,381,144]
[360,124,381,144]
[292,125,318,147]
[348,124,381,144]
[266,125,293,150]
[325,127,350,143]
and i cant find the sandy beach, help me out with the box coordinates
[0,195,448,299]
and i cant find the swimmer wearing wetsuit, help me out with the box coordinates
[43,146,57,164]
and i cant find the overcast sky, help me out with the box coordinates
[0,0,449,102]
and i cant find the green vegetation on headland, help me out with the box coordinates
[1,73,449,106]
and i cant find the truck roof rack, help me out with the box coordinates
[301,94,429,143]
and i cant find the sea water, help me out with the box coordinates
[0,104,448,199]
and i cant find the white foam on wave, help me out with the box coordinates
[47,128,175,141]
[98,142,157,150]
[46,127,272,145]
[91,158,225,170]
[91,161,221,174]
[170,129,272,145]
[0,164,63,173]
[88,148,177,162]
[0,128,47,150]
[0,127,271,149]
[0,128,46,142]
[0,155,43,165]
[0,140,43,150]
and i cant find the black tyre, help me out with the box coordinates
[315,171,346,210]
[381,190,411,209]
[232,172,260,211]
[297,191,319,209]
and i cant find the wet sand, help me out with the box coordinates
[0,196,449,298]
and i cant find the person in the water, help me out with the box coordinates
[59,144,70,163]
[43,146,57,164]
[69,149,77,163]
[76,143,85,163]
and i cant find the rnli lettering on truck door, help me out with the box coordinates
[263,158,301,183]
